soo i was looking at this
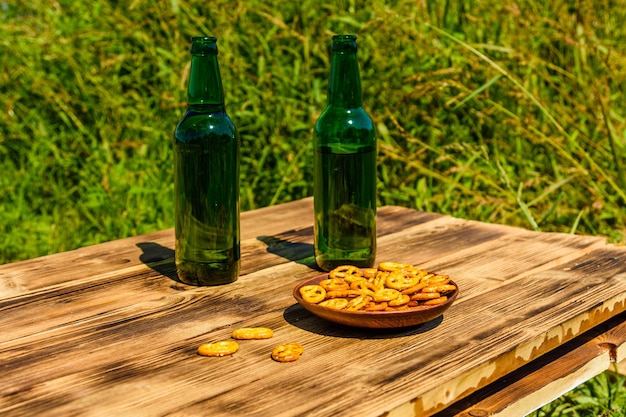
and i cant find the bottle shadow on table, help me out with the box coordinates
[137,235,319,284]
[256,235,318,269]
[283,303,445,339]
[136,242,180,283]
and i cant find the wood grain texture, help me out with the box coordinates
[1,198,626,417]
[436,311,626,417]
[0,197,316,296]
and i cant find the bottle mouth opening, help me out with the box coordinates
[190,36,218,55]
[332,34,357,52]
[333,34,357,41]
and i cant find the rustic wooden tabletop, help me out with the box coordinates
[2,197,626,417]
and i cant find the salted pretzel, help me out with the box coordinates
[388,294,411,307]
[401,281,429,295]
[329,265,363,283]
[424,296,448,305]
[373,288,401,302]
[362,268,378,278]
[319,298,349,309]
[410,292,441,301]
[231,327,274,340]
[385,270,421,290]
[369,271,388,291]
[319,278,350,292]
[350,279,377,295]
[325,289,362,299]
[364,301,388,311]
[422,284,457,294]
[299,284,326,304]
[424,274,450,285]
[378,261,412,272]
[345,294,372,311]
[271,342,304,362]
[197,340,239,357]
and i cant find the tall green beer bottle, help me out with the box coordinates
[313,34,377,271]
[173,36,240,286]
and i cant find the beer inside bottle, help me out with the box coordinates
[174,36,240,285]
[313,34,376,271]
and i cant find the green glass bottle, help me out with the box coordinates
[173,36,240,286]
[313,34,377,271]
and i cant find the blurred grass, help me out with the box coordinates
[2,0,626,413]
[2,0,625,263]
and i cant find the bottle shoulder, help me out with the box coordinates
[316,105,373,125]
[174,110,239,143]
[314,105,375,145]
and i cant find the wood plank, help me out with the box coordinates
[2,202,626,417]
[1,207,606,352]
[0,197,315,296]
[377,249,626,416]
[432,311,626,417]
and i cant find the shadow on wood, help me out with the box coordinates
[256,234,316,268]
[136,242,179,283]
[283,302,446,339]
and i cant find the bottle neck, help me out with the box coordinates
[187,38,225,112]
[327,40,362,108]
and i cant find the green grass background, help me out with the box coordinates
[2,0,626,414]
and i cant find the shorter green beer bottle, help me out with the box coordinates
[313,34,377,271]
[173,36,240,285]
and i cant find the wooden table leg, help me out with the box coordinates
[435,311,626,417]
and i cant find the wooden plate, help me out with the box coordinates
[293,273,458,329]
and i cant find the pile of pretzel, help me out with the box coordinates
[299,262,456,312]
[197,327,304,362]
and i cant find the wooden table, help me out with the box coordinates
[3,197,626,417]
